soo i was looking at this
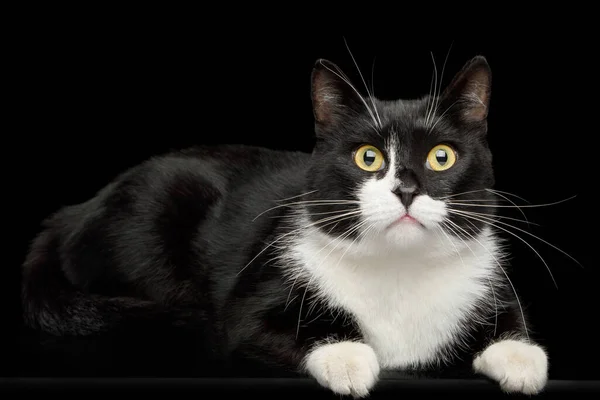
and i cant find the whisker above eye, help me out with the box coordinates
[343,38,382,129]
[425,52,439,128]
[317,60,382,135]
[427,43,454,132]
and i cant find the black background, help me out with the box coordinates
[8,14,599,382]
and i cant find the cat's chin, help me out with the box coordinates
[383,221,430,249]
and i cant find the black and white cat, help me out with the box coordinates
[21,55,548,396]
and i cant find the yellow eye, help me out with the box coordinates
[426,144,457,171]
[354,145,385,172]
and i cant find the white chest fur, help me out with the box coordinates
[287,226,500,369]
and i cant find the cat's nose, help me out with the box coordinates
[393,169,421,208]
[394,186,419,208]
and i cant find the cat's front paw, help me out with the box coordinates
[473,339,548,395]
[304,341,380,398]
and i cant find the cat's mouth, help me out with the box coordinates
[388,214,424,229]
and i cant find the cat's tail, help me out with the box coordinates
[20,229,212,338]
[22,229,148,335]
[20,228,226,375]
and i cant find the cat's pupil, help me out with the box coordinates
[435,150,448,165]
[363,149,376,166]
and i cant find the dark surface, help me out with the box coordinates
[1,378,599,398]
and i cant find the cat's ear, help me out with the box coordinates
[440,56,492,123]
[311,59,365,129]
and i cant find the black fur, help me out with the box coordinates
[21,56,528,379]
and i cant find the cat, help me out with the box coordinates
[21,55,548,396]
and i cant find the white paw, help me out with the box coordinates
[304,341,380,398]
[473,339,548,395]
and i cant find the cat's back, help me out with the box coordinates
[27,144,310,299]
[59,144,311,218]
[175,144,311,186]
[50,143,311,244]
[155,144,312,211]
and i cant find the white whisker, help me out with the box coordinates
[440,220,499,335]
[318,60,381,135]
[425,69,436,127]
[344,37,382,128]
[438,189,492,200]
[444,217,527,340]
[275,190,319,203]
[450,210,560,289]
[335,222,375,270]
[285,214,370,312]
[295,217,370,338]
[442,199,500,203]
[439,188,532,201]
[485,188,531,204]
[271,208,362,220]
[253,199,361,221]
[446,209,540,227]
[425,52,439,127]
[428,43,454,132]
[450,209,582,270]
[446,195,577,209]
[483,189,530,226]
[239,210,362,276]
[370,56,377,105]
[429,99,459,133]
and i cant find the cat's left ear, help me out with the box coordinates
[311,59,366,132]
[440,56,492,123]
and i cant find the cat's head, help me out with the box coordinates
[304,56,496,251]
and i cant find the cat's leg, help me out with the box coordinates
[473,336,548,395]
[236,329,380,398]
[303,339,380,398]
[472,303,548,395]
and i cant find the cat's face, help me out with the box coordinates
[305,57,497,251]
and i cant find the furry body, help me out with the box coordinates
[21,57,548,396]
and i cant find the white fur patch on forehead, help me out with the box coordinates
[383,135,400,187]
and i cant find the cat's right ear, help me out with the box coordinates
[311,59,365,131]
[439,56,492,124]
